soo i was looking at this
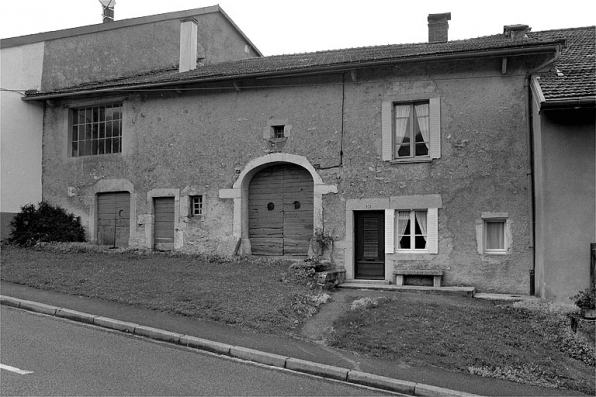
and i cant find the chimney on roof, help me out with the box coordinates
[99,0,115,23]
[503,24,531,39]
[179,18,199,73]
[428,13,451,43]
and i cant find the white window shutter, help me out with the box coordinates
[381,101,393,161]
[385,209,395,254]
[426,208,439,254]
[429,97,441,159]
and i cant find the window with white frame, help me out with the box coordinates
[397,210,428,250]
[71,104,122,157]
[384,199,440,255]
[190,195,203,216]
[484,219,506,253]
[382,95,441,162]
[394,102,430,158]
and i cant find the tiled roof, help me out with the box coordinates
[530,27,595,101]
[25,27,593,100]
[530,26,596,102]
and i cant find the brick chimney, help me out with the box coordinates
[179,18,198,73]
[99,0,115,23]
[428,13,451,43]
[503,24,531,39]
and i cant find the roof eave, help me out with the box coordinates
[22,42,563,102]
[540,97,596,110]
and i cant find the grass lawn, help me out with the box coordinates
[0,244,328,335]
[1,243,594,394]
[326,294,595,394]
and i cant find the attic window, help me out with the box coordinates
[272,125,285,139]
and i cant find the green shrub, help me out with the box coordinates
[9,202,86,246]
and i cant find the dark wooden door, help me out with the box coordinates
[355,211,385,279]
[97,192,130,247]
[154,197,175,251]
[249,164,313,256]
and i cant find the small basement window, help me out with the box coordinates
[190,195,203,216]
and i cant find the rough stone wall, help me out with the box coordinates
[42,57,536,293]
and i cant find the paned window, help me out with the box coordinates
[71,104,122,157]
[382,95,440,161]
[484,219,506,253]
[394,102,429,158]
[190,195,203,216]
[397,210,428,250]
[272,125,285,139]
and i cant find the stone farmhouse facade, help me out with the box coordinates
[7,8,596,302]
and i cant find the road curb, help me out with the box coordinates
[1,295,481,397]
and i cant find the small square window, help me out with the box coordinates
[272,125,285,139]
[484,219,506,253]
[190,195,203,216]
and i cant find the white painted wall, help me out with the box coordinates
[1,42,45,213]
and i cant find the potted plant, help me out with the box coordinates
[571,285,596,319]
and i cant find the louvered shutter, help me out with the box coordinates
[381,100,393,161]
[426,208,439,254]
[429,97,441,159]
[385,209,395,253]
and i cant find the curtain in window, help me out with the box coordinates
[397,211,410,248]
[486,221,505,250]
[415,103,430,149]
[394,105,411,154]
[415,211,427,242]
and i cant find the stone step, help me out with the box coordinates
[338,283,476,298]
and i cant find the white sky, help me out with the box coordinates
[0,0,594,55]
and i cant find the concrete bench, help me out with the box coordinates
[393,269,444,287]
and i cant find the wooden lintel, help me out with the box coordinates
[501,57,508,75]
[233,82,242,92]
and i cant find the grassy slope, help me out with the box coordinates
[0,245,325,335]
[326,294,595,394]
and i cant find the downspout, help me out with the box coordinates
[524,46,561,296]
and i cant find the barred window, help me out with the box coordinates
[71,104,122,157]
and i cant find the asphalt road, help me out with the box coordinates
[0,306,393,396]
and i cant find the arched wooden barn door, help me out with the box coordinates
[248,164,313,256]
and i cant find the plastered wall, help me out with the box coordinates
[42,56,536,294]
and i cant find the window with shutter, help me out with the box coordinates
[382,95,441,162]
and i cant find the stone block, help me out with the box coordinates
[230,346,287,368]
[347,370,416,394]
[285,358,348,381]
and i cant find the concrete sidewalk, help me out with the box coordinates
[0,281,585,396]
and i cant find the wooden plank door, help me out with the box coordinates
[355,211,385,279]
[97,192,130,247]
[282,165,314,256]
[249,164,313,256]
[154,197,175,251]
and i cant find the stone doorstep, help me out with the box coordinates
[338,283,476,298]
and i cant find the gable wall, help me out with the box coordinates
[41,56,537,294]
[41,13,256,91]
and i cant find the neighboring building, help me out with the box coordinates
[8,9,596,301]
[529,27,595,301]
[0,5,261,239]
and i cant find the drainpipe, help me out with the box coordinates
[524,46,561,296]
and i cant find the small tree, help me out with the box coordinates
[9,202,86,246]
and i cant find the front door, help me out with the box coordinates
[355,211,385,279]
[248,164,313,256]
[154,197,175,251]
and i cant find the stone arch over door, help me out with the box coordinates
[219,153,337,256]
